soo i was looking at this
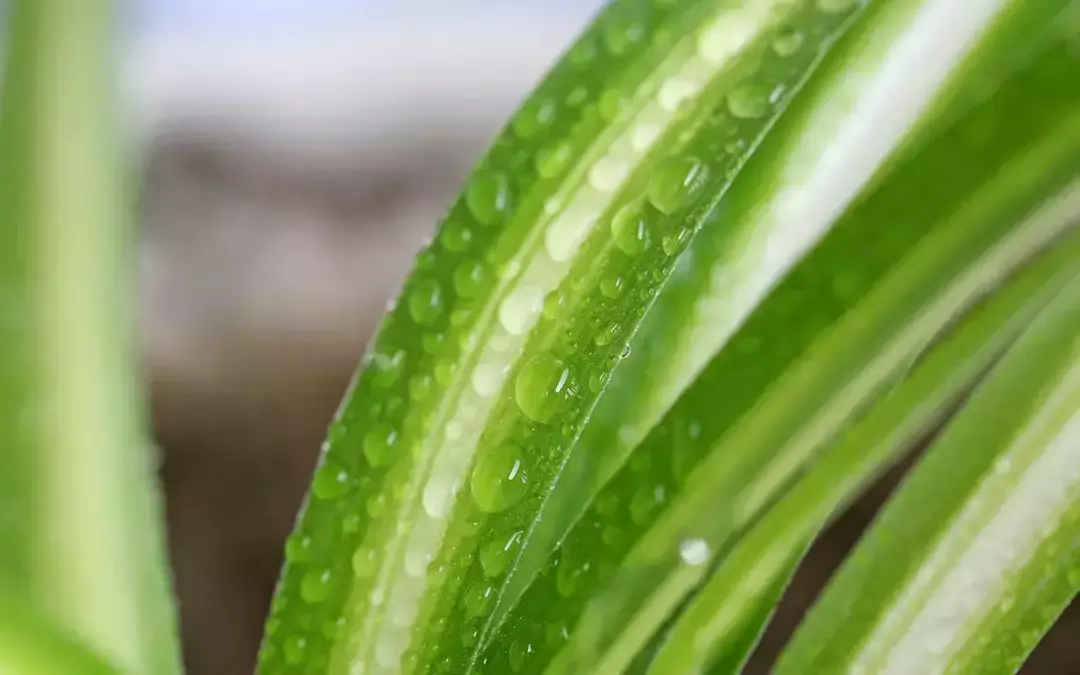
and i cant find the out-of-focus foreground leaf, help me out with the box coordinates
[0,1,181,673]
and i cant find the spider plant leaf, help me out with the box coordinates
[774,242,1080,675]
[0,2,181,673]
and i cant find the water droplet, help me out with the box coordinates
[371,348,406,387]
[611,205,651,256]
[658,79,697,111]
[464,585,495,617]
[471,362,507,397]
[323,617,346,640]
[566,85,589,107]
[509,641,535,672]
[728,84,770,119]
[594,323,620,347]
[499,285,543,335]
[589,157,630,192]
[285,534,312,562]
[772,28,804,56]
[569,40,598,69]
[466,171,513,226]
[513,98,557,139]
[366,492,388,518]
[679,538,709,566]
[422,331,448,356]
[480,531,523,578]
[602,17,644,55]
[423,478,455,518]
[598,89,630,122]
[542,290,566,320]
[515,355,575,423]
[312,462,350,500]
[343,513,361,534]
[440,220,473,251]
[556,557,590,597]
[588,371,608,393]
[454,259,491,299]
[284,636,306,665]
[362,424,398,468]
[621,344,632,359]
[301,568,334,603]
[600,276,624,298]
[662,228,690,256]
[471,447,530,513]
[535,142,574,179]
[409,374,433,402]
[629,485,665,525]
[408,280,445,326]
[647,157,708,214]
[434,359,456,386]
[630,123,662,152]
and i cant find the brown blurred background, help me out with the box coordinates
[129,4,1077,674]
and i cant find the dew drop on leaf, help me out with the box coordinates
[509,641,535,672]
[727,84,770,119]
[678,538,710,566]
[466,171,513,226]
[598,89,631,122]
[542,290,566,320]
[556,558,590,598]
[480,531,523,577]
[464,585,495,617]
[647,156,708,214]
[535,141,574,179]
[408,279,445,326]
[366,492,388,518]
[300,568,334,603]
[471,447,530,513]
[600,275,624,298]
[312,462,350,500]
[284,636,306,665]
[362,423,398,467]
[285,534,312,562]
[512,97,557,139]
[352,547,379,578]
[453,259,491,299]
[772,28,804,56]
[515,354,575,423]
[370,348,406,387]
[440,220,473,251]
[602,16,645,55]
[611,204,651,255]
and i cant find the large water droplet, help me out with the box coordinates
[440,220,473,251]
[499,285,543,335]
[352,548,379,577]
[423,477,455,518]
[512,98,557,139]
[362,424,398,468]
[772,28,804,56]
[480,531,523,577]
[370,348,406,387]
[300,568,334,603]
[471,447,530,513]
[602,17,645,55]
[647,157,708,214]
[727,84,770,119]
[312,462,350,500]
[535,142,574,179]
[464,585,495,617]
[589,157,630,192]
[611,204,651,256]
[466,172,513,226]
[453,259,491,299]
[600,276,624,298]
[515,355,575,423]
[678,537,709,566]
[598,89,630,122]
[285,534,312,562]
[408,280,445,326]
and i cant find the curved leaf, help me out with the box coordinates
[775,230,1080,675]
[648,219,1080,674]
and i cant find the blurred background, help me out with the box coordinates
[126,2,1077,674]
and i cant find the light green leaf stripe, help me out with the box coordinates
[0,2,181,674]
[0,592,118,675]
[775,209,1080,675]
[496,0,1072,647]
[648,220,1080,674]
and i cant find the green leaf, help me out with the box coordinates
[647,221,1080,674]
[478,25,1080,675]
[774,246,1080,675]
[0,591,119,675]
[260,1,1080,675]
[0,2,182,673]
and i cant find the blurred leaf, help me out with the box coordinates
[0,1,181,673]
